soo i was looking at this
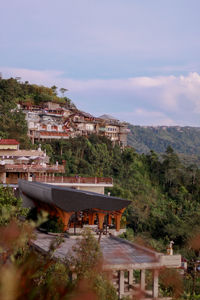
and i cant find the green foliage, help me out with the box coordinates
[0,186,28,225]
[0,77,76,148]
[66,230,117,300]
[128,124,200,166]
[41,136,200,258]
[67,229,102,278]
[40,215,64,233]
[0,214,117,299]
[0,77,75,108]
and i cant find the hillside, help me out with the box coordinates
[43,137,200,255]
[0,77,76,147]
[2,77,200,264]
[128,124,200,163]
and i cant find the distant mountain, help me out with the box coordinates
[128,124,200,165]
[98,114,118,121]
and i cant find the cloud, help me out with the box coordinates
[1,67,200,126]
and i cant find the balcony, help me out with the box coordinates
[1,164,65,173]
[33,176,113,185]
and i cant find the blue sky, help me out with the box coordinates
[1,0,200,125]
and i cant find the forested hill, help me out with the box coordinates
[0,77,76,148]
[128,124,200,158]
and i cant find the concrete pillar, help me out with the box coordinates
[52,173,55,183]
[128,269,133,286]
[119,270,124,299]
[140,269,145,291]
[153,269,159,299]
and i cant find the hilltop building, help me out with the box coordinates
[19,102,128,146]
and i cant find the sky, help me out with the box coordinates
[1,0,200,126]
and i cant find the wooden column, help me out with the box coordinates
[56,207,73,231]
[63,212,73,231]
[115,214,122,231]
[83,213,88,223]
[115,208,125,231]
[108,214,112,226]
[88,213,96,225]
[153,269,159,299]
[97,212,105,230]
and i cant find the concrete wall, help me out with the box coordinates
[0,145,18,150]
[76,185,105,194]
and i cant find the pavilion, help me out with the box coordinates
[18,179,131,232]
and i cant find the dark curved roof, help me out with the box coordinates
[18,180,131,212]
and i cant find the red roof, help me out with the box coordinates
[0,139,19,145]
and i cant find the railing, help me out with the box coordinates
[33,176,113,185]
[2,164,65,173]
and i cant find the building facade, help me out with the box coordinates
[0,139,113,194]
[19,102,128,146]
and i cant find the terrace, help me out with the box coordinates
[33,175,113,185]
[1,164,65,173]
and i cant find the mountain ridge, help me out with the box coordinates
[127,124,200,165]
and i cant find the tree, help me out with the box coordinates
[60,88,68,97]
[0,186,28,225]
[51,85,57,95]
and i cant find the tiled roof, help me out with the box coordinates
[0,139,19,145]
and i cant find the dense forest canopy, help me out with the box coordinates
[42,137,200,256]
[128,124,200,166]
[0,76,74,106]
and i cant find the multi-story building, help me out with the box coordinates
[26,110,69,143]
[0,139,113,194]
[20,102,128,146]
[98,115,129,147]
[0,139,64,184]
